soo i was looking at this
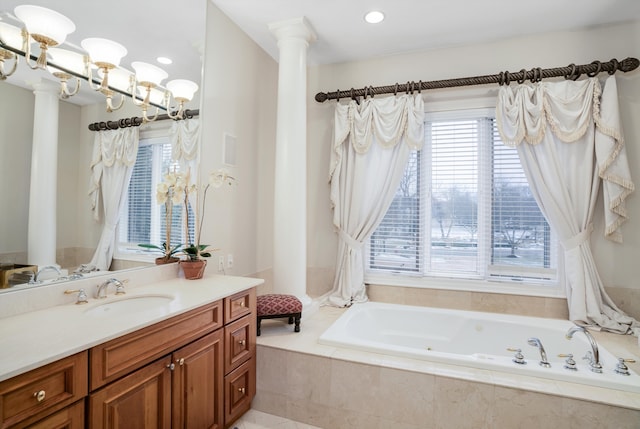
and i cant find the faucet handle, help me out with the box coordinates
[115,279,128,295]
[582,351,603,373]
[614,358,636,376]
[558,353,577,370]
[507,348,526,365]
[64,288,89,305]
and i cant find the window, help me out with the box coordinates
[367,109,558,289]
[116,133,192,260]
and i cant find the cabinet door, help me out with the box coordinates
[88,356,172,429]
[172,330,224,429]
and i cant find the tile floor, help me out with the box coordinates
[233,409,322,429]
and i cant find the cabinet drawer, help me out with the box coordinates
[224,358,255,427]
[224,315,255,374]
[90,300,223,390]
[224,289,255,324]
[0,352,87,429]
[16,400,84,429]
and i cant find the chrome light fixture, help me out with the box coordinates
[0,22,25,79]
[166,79,199,119]
[98,66,134,112]
[0,4,198,119]
[81,37,127,92]
[14,4,75,69]
[47,47,87,98]
[131,61,168,121]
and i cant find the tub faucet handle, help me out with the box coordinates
[558,353,577,371]
[507,348,526,365]
[582,351,603,373]
[527,337,551,368]
[614,358,636,376]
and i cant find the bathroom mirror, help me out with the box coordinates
[0,0,205,293]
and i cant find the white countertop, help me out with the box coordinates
[0,269,263,382]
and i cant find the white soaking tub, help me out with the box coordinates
[318,301,640,393]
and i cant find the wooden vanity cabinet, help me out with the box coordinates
[0,352,87,429]
[0,287,256,429]
[88,287,256,429]
[223,290,256,427]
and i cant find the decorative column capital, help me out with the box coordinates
[268,17,317,45]
[31,78,61,96]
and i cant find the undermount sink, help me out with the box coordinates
[84,294,175,317]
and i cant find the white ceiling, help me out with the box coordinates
[2,0,639,106]
[210,0,640,66]
[0,0,205,106]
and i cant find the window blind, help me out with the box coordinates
[368,112,557,285]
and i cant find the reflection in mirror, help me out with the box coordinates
[0,0,205,293]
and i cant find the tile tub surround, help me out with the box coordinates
[0,266,264,382]
[254,305,640,429]
[367,283,570,319]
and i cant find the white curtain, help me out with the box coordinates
[327,94,424,307]
[170,118,199,175]
[496,76,638,335]
[88,127,139,270]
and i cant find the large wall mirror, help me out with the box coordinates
[0,0,205,293]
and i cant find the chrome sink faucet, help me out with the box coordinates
[33,265,62,283]
[527,337,551,367]
[95,278,126,299]
[566,325,602,373]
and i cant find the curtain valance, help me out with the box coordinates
[170,118,200,161]
[333,94,424,155]
[89,127,139,220]
[496,77,634,243]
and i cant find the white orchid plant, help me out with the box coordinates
[181,169,236,261]
[138,169,192,261]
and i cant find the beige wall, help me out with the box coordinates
[199,1,278,277]
[305,20,640,309]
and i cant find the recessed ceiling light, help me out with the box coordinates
[157,56,172,65]
[364,10,385,24]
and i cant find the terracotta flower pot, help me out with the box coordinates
[180,259,207,280]
[155,256,180,265]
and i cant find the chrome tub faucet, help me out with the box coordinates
[32,265,62,283]
[566,325,602,373]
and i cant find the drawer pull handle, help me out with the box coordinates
[238,387,246,394]
[238,339,246,346]
[236,301,246,307]
[33,390,46,402]
[177,358,185,366]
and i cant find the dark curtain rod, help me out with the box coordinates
[314,57,639,103]
[87,109,199,131]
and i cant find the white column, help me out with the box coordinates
[28,79,60,268]
[268,18,316,306]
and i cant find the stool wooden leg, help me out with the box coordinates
[294,313,301,333]
[257,318,262,336]
[288,316,294,324]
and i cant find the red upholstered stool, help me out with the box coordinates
[256,294,302,336]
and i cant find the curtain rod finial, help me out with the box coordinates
[620,57,639,73]
[315,92,328,102]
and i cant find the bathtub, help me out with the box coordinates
[318,302,640,393]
